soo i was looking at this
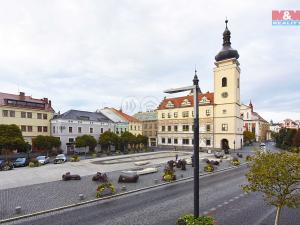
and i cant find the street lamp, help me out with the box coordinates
[164,70,201,217]
[234,140,236,152]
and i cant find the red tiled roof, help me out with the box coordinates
[0,92,54,112]
[111,108,140,122]
[158,92,214,110]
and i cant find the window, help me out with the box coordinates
[116,128,119,134]
[162,126,165,132]
[162,138,165,144]
[223,109,227,114]
[21,112,26,118]
[25,126,32,132]
[21,125,26,132]
[206,139,211,146]
[101,128,104,133]
[78,127,82,133]
[37,113,42,119]
[130,125,133,130]
[162,113,165,118]
[134,126,136,131]
[183,139,189,145]
[183,125,189,131]
[27,112,32,118]
[206,124,211,132]
[222,77,227,87]
[222,124,228,131]
[43,114,47,120]
[182,111,189,118]
[69,138,74,143]
[206,109,211,116]
[90,128,93,133]
[38,126,42,132]
[174,138,178,144]
[168,138,172,144]
[43,126,48,132]
[53,126,55,134]
[2,110,8,117]
[168,126,171,132]
[174,125,178,132]
[143,124,147,129]
[167,113,171,118]
[69,127,73,133]
[9,110,15,117]
[174,112,178,118]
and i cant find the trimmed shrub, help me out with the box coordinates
[28,159,40,167]
[96,182,116,198]
[204,164,214,172]
[70,155,80,162]
[231,158,240,166]
[177,214,216,225]
[246,155,252,162]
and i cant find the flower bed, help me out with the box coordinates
[70,155,80,162]
[204,164,214,172]
[177,214,216,225]
[96,182,116,198]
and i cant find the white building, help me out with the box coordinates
[51,110,114,153]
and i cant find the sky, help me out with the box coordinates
[0,0,299,122]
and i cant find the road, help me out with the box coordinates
[3,164,300,225]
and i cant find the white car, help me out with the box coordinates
[54,154,67,164]
[36,156,50,165]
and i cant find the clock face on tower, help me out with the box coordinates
[221,92,228,98]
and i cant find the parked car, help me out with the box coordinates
[54,154,67,164]
[214,151,224,159]
[0,160,14,171]
[36,156,50,165]
[14,157,29,167]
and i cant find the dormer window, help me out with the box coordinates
[181,99,191,106]
[166,101,174,108]
[200,96,211,104]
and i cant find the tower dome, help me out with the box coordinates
[215,20,239,62]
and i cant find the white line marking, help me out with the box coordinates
[217,204,222,208]
[203,211,208,215]
[210,207,216,211]
[224,201,229,205]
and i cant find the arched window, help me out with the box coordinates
[222,77,227,87]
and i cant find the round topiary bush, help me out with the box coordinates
[70,155,80,162]
[204,164,214,172]
[96,182,116,198]
[231,159,240,166]
[246,155,252,161]
[177,214,216,225]
[28,159,40,167]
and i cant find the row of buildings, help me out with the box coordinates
[0,21,271,153]
[269,119,300,133]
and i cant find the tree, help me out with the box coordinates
[243,131,255,144]
[0,124,28,155]
[292,129,300,147]
[75,135,97,152]
[32,135,61,155]
[136,134,148,148]
[120,131,135,151]
[99,131,119,152]
[242,152,300,225]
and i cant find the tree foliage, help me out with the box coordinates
[243,131,255,144]
[32,135,61,154]
[273,128,299,152]
[0,124,29,154]
[242,152,300,225]
[99,131,119,151]
[75,135,97,151]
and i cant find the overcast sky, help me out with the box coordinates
[0,0,299,122]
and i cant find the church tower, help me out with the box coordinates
[213,20,244,150]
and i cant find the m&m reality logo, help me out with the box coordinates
[272,10,300,26]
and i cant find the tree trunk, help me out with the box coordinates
[275,206,281,225]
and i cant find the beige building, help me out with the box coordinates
[240,101,269,142]
[133,111,158,146]
[157,20,244,150]
[0,92,54,143]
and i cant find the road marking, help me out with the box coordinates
[224,201,229,205]
[239,193,244,197]
[217,204,223,208]
[210,207,216,211]
[203,211,208,215]
[229,199,234,202]
[234,196,239,199]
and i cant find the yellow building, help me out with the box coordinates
[157,20,244,150]
[0,92,54,143]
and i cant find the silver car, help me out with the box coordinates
[54,154,67,164]
[36,156,50,165]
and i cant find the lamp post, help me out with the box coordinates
[164,70,201,217]
[234,140,236,152]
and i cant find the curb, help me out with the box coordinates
[0,162,248,224]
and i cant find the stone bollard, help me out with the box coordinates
[121,186,126,191]
[154,179,159,184]
[180,174,184,178]
[15,206,21,214]
[79,194,84,200]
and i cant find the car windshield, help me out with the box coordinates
[56,155,64,158]
[36,156,46,160]
[0,160,3,164]
[15,158,25,162]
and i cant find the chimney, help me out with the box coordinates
[19,92,25,100]
[49,100,52,107]
[43,98,48,104]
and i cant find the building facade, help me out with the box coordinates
[240,101,269,142]
[282,119,300,129]
[133,111,158,146]
[157,20,244,150]
[51,110,114,153]
[0,92,54,143]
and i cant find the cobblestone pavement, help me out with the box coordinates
[0,150,251,221]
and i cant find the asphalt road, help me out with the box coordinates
[3,165,300,225]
